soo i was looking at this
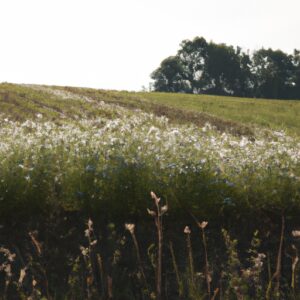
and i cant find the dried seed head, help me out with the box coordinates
[90,240,97,246]
[0,247,15,262]
[184,226,191,234]
[150,191,160,205]
[150,191,157,199]
[84,229,90,237]
[258,253,266,259]
[80,246,89,256]
[161,204,168,214]
[28,231,42,255]
[242,269,252,278]
[87,219,93,230]
[199,221,208,229]
[147,208,156,217]
[292,230,300,238]
[32,279,37,287]
[8,253,16,262]
[19,268,26,284]
[125,223,135,234]
[4,264,12,277]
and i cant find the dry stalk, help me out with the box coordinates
[125,223,149,293]
[28,231,51,300]
[148,191,167,300]
[291,244,299,293]
[199,221,211,299]
[169,241,183,297]
[184,226,195,286]
[107,275,113,299]
[96,253,106,298]
[211,287,219,300]
[266,214,285,299]
[189,211,211,299]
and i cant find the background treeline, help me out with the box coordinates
[151,36,300,99]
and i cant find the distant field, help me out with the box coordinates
[1,83,299,135]
[57,86,300,136]
[137,92,300,136]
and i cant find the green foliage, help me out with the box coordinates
[252,48,295,99]
[151,36,300,100]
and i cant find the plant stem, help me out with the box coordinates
[169,241,183,297]
[186,232,194,286]
[201,227,211,299]
[131,232,149,292]
[266,214,285,299]
[156,202,163,300]
[291,245,299,295]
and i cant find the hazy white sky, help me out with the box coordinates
[0,0,299,91]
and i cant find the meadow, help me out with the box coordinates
[0,83,300,299]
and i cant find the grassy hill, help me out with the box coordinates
[139,92,300,136]
[0,82,299,217]
[0,82,300,299]
[1,83,299,135]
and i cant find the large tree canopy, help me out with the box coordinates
[151,37,300,99]
[252,49,295,99]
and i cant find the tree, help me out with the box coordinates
[151,37,253,97]
[252,49,295,99]
[201,42,252,96]
[151,56,190,93]
[177,37,208,93]
[151,36,300,99]
[291,49,300,99]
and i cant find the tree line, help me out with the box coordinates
[151,37,300,99]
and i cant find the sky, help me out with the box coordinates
[0,0,299,91]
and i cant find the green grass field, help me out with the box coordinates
[58,86,300,136]
[1,83,299,135]
[138,92,300,136]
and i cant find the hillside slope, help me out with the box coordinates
[0,83,300,299]
[0,82,299,219]
[1,83,299,135]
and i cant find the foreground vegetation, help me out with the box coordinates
[2,194,300,299]
[0,83,300,299]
